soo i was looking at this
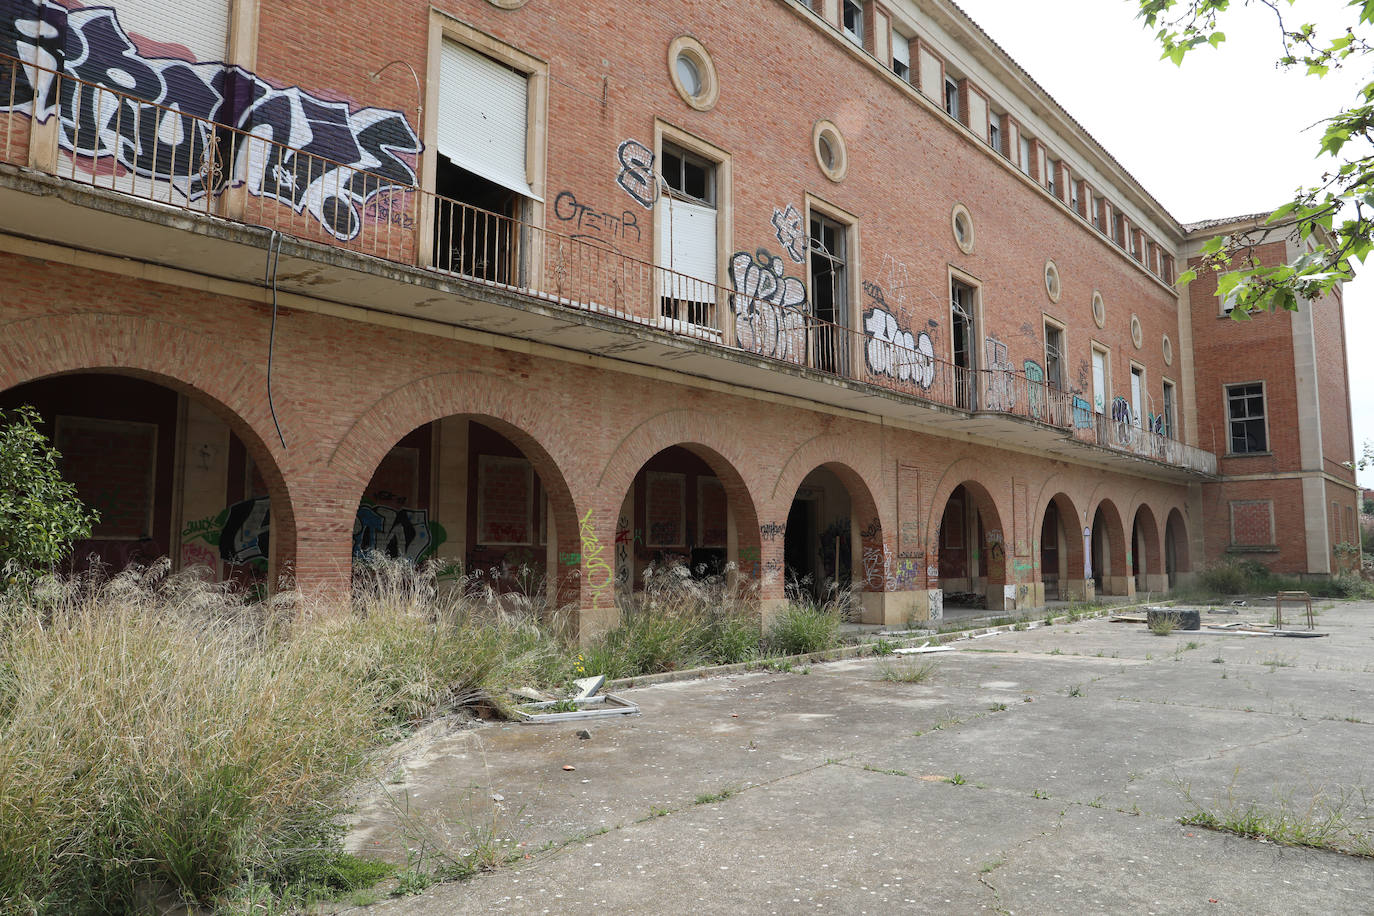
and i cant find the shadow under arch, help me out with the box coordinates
[0,314,311,590]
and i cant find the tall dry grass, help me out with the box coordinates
[0,556,574,912]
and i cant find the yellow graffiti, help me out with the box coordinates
[580,509,614,609]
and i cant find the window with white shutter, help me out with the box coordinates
[437,40,535,200]
[657,143,718,327]
[104,0,230,64]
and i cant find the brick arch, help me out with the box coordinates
[1039,490,1086,582]
[924,457,1009,553]
[0,311,310,587]
[328,371,585,612]
[1131,503,1163,576]
[1166,507,1192,574]
[770,434,886,528]
[595,408,764,585]
[1089,496,1129,586]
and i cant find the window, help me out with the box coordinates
[1070,178,1080,214]
[1161,380,1176,439]
[813,120,848,182]
[1130,231,1142,261]
[657,142,718,326]
[668,36,718,111]
[1046,157,1059,197]
[843,0,864,45]
[1019,135,1032,176]
[1226,383,1268,454]
[809,212,850,374]
[952,279,977,409]
[1111,210,1123,246]
[944,77,960,119]
[1130,365,1144,428]
[892,32,911,80]
[951,203,975,254]
[1091,346,1108,413]
[988,118,1001,152]
[1045,323,1064,389]
[434,38,536,282]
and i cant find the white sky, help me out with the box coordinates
[951,0,1372,487]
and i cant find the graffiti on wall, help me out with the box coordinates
[553,190,642,247]
[1072,395,1094,429]
[731,248,810,363]
[759,521,786,540]
[1,1,423,240]
[1024,360,1045,421]
[579,509,614,609]
[353,501,445,563]
[863,291,936,388]
[180,496,270,569]
[615,139,657,208]
[983,337,1017,412]
[1111,396,1133,444]
[771,203,807,263]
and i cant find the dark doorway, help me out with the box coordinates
[433,156,520,283]
[1041,501,1060,601]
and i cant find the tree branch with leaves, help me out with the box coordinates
[1138,0,1374,314]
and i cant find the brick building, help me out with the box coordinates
[0,0,1359,633]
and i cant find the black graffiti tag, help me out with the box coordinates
[1,1,422,240]
[615,139,656,208]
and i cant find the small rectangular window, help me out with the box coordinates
[1226,383,1267,453]
[843,0,864,45]
[892,32,911,80]
[1070,178,1080,213]
[944,77,960,119]
[661,145,715,205]
[1019,135,1032,176]
[1045,324,1064,389]
[1046,157,1058,197]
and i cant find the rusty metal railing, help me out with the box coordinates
[0,51,1216,475]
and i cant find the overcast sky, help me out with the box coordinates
[951,0,1371,486]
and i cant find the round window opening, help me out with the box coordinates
[1162,334,1174,366]
[1130,315,1144,349]
[812,120,847,182]
[675,54,702,97]
[1045,260,1062,303]
[667,36,718,111]
[951,204,975,254]
[1092,291,1106,328]
[818,134,835,170]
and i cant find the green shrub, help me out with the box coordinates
[0,406,97,591]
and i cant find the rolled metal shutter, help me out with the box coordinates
[438,39,536,200]
[103,0,230,64]
[656,198,717,304]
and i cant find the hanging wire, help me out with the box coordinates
[264,230,287,449]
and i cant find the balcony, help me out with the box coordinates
[0,53,1216,479]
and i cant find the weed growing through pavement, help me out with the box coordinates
[988,702,1008,712]
[1148,613,1178,636]
[948,773,967,785]
[877,658,939,684]
[1067,683,1085,697]
[694,786,741,805]
[1179,775,1374,857]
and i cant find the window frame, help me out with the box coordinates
[1043,318,1065,390]
[1161,378,1177,439]
[805,194,861,375]
[653,122,732,332]
[1224,381,1270,455]
[422,13,549,263]
[1129,362,1146,429]
[842,0,865,46]
[1091,342,1111,415]
[944,76,961,120]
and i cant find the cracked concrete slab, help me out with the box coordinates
[348,602,1374,913]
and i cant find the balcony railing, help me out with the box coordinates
[0,52,1216,475]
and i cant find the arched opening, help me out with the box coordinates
[781,463,881,613]
[1039,493,1086,603]
[1090,499,1131,597]
[1132,505,1164,594]
[0,372,293,591]
[935,482,1007,611]
[1165,508,1190,589]
[352,416,579,613]
[613,444,761,602]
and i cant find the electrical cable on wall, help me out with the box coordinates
[264,230,287,449]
